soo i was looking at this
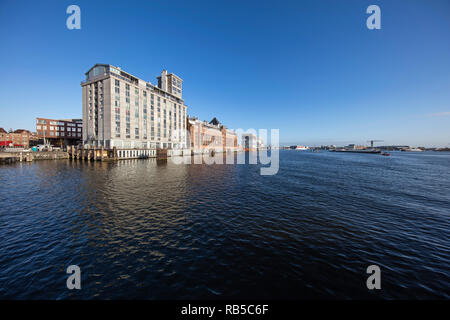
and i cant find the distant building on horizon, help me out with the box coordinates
[81,64,187,150]
[242,133,258,151]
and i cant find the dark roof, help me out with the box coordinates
[209,117,221,126]
[0,128,6,134]
[13,129,30,134]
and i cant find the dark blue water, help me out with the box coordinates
[0,151,449,299]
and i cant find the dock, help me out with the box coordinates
[0,151,69,164]
[67,146,189,162]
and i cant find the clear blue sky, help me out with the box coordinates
[0,0,449,147]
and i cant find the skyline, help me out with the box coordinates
[0,0,449,147]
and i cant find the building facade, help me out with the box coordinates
[36,118,82,146]
[242,133,258,151]
[187,117,238,154]
[0,128,37,148]
[81,64,187,150]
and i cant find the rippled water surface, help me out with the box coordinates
[0,151,449,299]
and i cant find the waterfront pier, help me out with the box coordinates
[68,145,189,161]
[0,151,69,164]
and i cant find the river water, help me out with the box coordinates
[0,150,449,299]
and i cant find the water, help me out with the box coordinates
[0,151,449,299]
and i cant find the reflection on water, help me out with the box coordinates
[0,151,449,299]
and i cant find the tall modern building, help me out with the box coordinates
[81,64,187,149]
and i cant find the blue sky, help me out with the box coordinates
[0,0,449,147]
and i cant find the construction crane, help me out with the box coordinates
[367,140,384,148]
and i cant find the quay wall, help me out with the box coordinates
[33,151,70,160]
[0,151,69,164]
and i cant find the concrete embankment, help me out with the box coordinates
[0,151,69,164]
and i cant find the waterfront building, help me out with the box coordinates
[36,118,82,147]
[0,128,36,148]
[81,64,187,150]
[242,133,258,151]
[346,144,367,150]
[257,136,265,149]
[187,117,238,154]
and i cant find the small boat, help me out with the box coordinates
[381,152,390,156]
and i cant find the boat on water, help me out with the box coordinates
[401,148,423,152]
[289,145,309,150]
[333,148,381,154]
[381,152,390,156]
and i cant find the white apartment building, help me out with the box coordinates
[81,64,187,149]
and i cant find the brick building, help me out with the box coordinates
[0,128,36,148]
[36,118,82,147]
[187,117,238,154]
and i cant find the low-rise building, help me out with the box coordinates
[0,128,35,148]
[36,118,83,147]
[187,117,238,154]
[346,144,366,150]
